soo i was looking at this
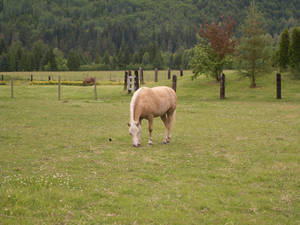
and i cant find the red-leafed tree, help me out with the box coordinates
[191,16,236,81]
[199,16,236,60]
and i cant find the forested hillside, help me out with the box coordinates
[0,0,299,71]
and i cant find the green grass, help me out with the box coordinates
[0,71,299,224]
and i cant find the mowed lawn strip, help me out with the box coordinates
[0,72,299,224]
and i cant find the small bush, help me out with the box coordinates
[83,77,95,85]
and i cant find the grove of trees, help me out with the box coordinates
[0,0,299,72]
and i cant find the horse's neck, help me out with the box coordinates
[130,90,141,123]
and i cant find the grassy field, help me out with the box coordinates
[0,71,300,224]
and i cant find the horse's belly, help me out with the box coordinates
[141,105,170,118]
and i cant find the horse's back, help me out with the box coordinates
[136,86,177,118]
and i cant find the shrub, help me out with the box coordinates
[83,77,95,85]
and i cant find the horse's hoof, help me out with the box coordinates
[148,142,153,146]
[162,140,170,144]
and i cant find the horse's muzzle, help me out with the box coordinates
[133,144,140,147]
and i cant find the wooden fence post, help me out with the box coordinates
[172,75,177,92]
[155,68,158,82]
[168,68,171,80]
[220,73,225,99]
[180,69,183,76]
[276,73,281,99]
[48,76,51,81]
[30,75,33,82]
[94,77,98,100]
[1,74,3,81]
[139,67,144,84]
[58,76,61,100]
[128,71,133,94]
[11,77,14,98]
[134,70,139,91]
[124,71,128,90]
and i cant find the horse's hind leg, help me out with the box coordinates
[166,109,176,143]
[148,117,153,145]
[161,115,169,144]
[161,111,175,144]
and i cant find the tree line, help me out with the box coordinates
[0,0,299,72]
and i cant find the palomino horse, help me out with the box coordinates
[128,86,177,147]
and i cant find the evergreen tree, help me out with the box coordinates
[237,0,272,88]
[289,27,300,78]
[102,51,110,65]
[142,52,150,66]
[0,54,9,71]
[32,41,47,71]
[0,38,7,55]
[46,48,57,71]
[67,50,81,71]
[168,54,174,68]
[54,48,68,71]
[173,50,183,69]
[153,50,163,69]
[278,29,290,71]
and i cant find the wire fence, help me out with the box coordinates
[0,70,187,83]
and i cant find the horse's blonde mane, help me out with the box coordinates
[130,87,144,123]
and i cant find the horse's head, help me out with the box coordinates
[128,121,141,147]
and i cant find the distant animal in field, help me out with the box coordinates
[83,77,95,85]
[128,86,177,147]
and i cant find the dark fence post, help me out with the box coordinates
[180,69,183,77]
[124,71,128,90]
[139,67,144,84]
[172,75,177,92]
[48,76,51,81]
[128,71,133,94]
[276,73,281,99]
[134,70,139,91]
[220,73,225,99]
[1,74,3,81]
[168,68,171,80]
[155,68,158,82]
[30,74,33,82]
[94,77,98,100]
[58,76,61,100]
[11,77,14,98]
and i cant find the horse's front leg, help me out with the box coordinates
[148,117,153,145]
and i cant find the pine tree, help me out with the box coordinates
[32,40,47,71]
[142,52,150,66]
[67,50,81,71]
[153,50,163,69]
[0,38,7,55]
[237,0,272,88]
[278,29,289,71]
[0,54,9,71]
[289,27,300,77]
[102,51,110,65]
[47,48,57,71]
